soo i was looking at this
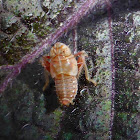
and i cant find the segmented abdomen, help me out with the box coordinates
[55,74,78,106]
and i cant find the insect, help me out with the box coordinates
[41,42,96,106]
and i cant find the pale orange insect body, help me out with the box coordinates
[41,42,96,106]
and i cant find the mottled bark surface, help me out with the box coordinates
[0,0,140,140]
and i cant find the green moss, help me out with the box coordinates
[53,108,62,122]
[102,100,111,111]
[44,135,54,140]
[63,133,73,140]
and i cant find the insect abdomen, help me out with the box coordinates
[55,74,78,106]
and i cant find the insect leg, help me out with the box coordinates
[75,51,97,86]
[75,51,87,79]
[83,58,97,86]
[41,55,51,91]
[77,55,84,79]
[43,70,50,91]
[74,50,88,57]
[41,56,50,72]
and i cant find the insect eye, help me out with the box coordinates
[61,49,65,53]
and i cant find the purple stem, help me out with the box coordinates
[0,0,100,94]
[0,65,21,95]
[106,0,115,139]
[0,65,15,70]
